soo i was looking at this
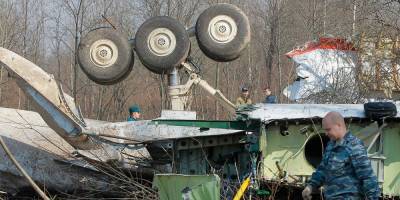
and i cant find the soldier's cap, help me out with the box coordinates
[129,105,141,113]
[241,87,249,92]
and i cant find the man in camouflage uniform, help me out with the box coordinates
[236,87,252,107]
[302,112,380,199]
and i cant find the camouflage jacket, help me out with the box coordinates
[307,132,380,199]
[235,96,252,107]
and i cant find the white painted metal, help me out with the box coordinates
[88,120,242,142]
[89,39,119,68]
[0,48,91,149]
[284,41,357,102]
[159,110,197,120]
[0,107,111,194]
[208,15,237,44]
[168,68,185,110]
[147,28,176,56]
[167,63,236,112]
[246,103,400,121]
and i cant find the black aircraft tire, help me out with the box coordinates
[78,27,134,85]
[196,3,250,62]
[135,16,190,74]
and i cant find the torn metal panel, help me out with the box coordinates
[87,120,245,143]
[0,107,76,157]
[86,118,251,176]
[284,38,358,102]
[0,48,91,149]
[245,103,400,122]
[0,107,113,194]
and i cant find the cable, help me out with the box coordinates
[310,119,325,159]
[279,133,313,169]
[96,133,143,143]
[0,136,50,200]
[89,135,145,150]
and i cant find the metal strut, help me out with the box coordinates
[0,47,92,149]
[167,62,237,113]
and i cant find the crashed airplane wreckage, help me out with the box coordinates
[0,3,248,198]
[0,44,242,197]
[0,3,399,199]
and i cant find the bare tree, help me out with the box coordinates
[2,0,400,120]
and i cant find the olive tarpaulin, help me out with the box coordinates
[153,174,220,200]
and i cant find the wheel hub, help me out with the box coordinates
[89,39,118,68]
[147,28,176,56]
[208,15,237,44]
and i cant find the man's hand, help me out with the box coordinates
[302,185,312,200]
